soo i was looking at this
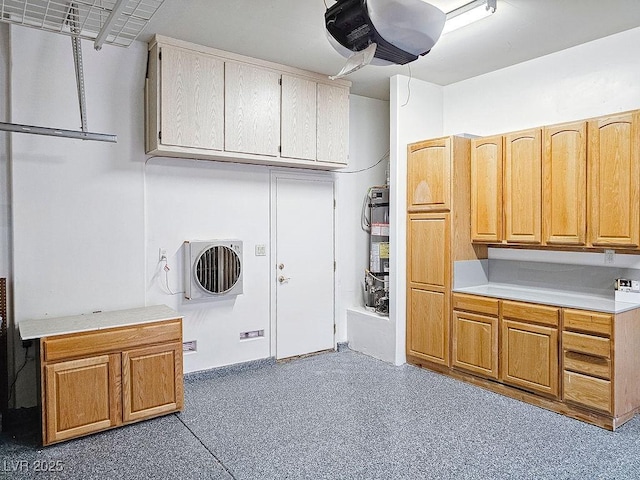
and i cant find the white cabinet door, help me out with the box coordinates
[281,75,317,161]
[160,45,224,151]
[317,84,349,164]
[225,63,280,156]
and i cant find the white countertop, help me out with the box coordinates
[19,305,182,340]
[453,283,640,314]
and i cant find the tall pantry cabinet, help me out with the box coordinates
[406,136,487,367]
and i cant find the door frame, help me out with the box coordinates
[269,169,336,358]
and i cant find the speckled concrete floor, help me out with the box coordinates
[2,349,640,479]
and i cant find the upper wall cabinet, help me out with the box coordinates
[156,45,224,151]
[225,63,281,157]
[470,135,503,243]
[281,75,317,161]
[407,138,452,212]
[146,36,350,170]
[588,111,640,248]
[503,128,542,244]
[543,121,587,246]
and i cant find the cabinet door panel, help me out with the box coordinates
[407,138,451,212]
[281,75,317,161]
[225,63,280,156]
[407,214,449,290]
[407,288,449,365]
[543,122,587,245]
[501,319,558,397]
[44,354,121,445]
[588,111,640,247]
[452,311,498,379]
[317,84,349,164]
[122,343,184,423]
[504,129,542,244]
[160,45,224,151]
[471,136,503,242]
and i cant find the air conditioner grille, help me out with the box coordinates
[195,245,241,294]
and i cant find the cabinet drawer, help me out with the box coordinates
[563,371,611,413]
[502,300,559,326]
[563,309,611,336]
[42,320,182,362]
[563,351,611,379]
[562,331,610,358]
[452,293,499,316]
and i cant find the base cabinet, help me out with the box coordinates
[44,354,121,444]
[40,318,183,446]
[501,319,558,398]
[422,294,640,430]
[122,343,183,423]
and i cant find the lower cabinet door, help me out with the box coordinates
[501,320,559,397]
[452,310,498,379]
[122,342,184,423]
[44,354,121,445]
[407,288,449,366]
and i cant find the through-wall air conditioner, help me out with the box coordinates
[184,240,243,300]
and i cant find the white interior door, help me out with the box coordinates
[272,173,335,359]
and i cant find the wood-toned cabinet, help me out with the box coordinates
[470,135,503,242]
[562,308,640,424]
[281,75,317,161]
[316,83,349,165]
[146,35,350,170]
[503,129,542,244]
[407,213,450,365]
[44,354,121,444]
[451,294,499,380]
[588,110,640,248]
[225,62,280,157]
[39,317,183,446]
[543,121,587,245]
[407,138,452,212]
[154,44,224,151]
[500,300,559,397]
[470,109,640,250]
[406,136,486,369]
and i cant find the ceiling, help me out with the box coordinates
[140,0,640,100]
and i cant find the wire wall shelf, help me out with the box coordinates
[0,0,164,48]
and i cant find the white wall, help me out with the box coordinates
[444,27,640,136]
[10,26,147,407]
[145,95,389,375]
[389,75,444,365]
[335,95,389,341]
[5,24,390,406]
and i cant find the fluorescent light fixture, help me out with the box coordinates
[0,122,117,143]
[442,0,497,35]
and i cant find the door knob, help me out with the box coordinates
[278,276,291,283]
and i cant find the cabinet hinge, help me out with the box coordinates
[278,145,281,153]
[334,261,336,272]
[158,131,162,141]
[334,324,336,334]
[334,199,336,209]
[279,78,282,85]
[159,50,162,61]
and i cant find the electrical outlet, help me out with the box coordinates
[182,340,197,353]
[159,248,167,262]
[604,249,615,264]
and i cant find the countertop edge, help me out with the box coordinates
[452,284,640,314]
[19,305,183,340]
